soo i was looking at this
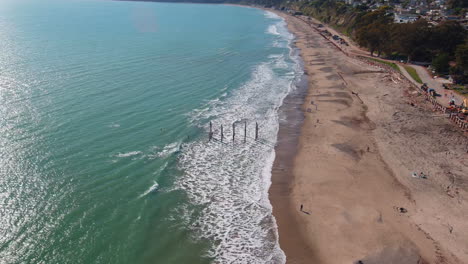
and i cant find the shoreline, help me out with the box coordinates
[267,10,327,263]
[269,9,468,264]
[269,42,313,262]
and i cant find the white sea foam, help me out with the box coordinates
[264,10,281,20]
[115,151,142,158]
[146,142,181,159]
[158,142,180,157]
[176,13,301,263]
[139,181,159,198]
[267,24,280,36]
[268,54,282,59]
[267,19,294,49]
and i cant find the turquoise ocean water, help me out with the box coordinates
[0,1,302,263]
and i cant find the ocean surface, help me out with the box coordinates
[0,1,302,263]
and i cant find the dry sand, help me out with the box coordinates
[269,11,468,264]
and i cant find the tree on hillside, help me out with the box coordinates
[432,53,450,73]
[451,43,468,83]
[455,43,468,71]
[354,8,393,56]
[354,7,393,29]
[356,23,392,56]
[430,21,467,56]
[393,19,431,62]
[446,0,468,9]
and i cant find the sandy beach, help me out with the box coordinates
[269,11,468,264]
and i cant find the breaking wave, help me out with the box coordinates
[267,24,280,36]
[174,12,302,264]
[139,181,159,198]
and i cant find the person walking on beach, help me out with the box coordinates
[300,204,303,211]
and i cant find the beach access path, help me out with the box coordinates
[411,65,465,106]
[269,9,468,264]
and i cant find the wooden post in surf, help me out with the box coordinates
[244,121,247,143]
[255,122,259,141]
[232,123,235,142]
[221,125,224,142]
[209,121,213,141]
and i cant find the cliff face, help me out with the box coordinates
[289,0,365,37]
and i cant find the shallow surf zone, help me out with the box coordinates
[174,11,301,264]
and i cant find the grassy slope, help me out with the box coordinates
[403,65,423,84]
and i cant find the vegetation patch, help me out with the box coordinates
[367,57,400,72]
[451,85,468,96]
[403,66,423,83]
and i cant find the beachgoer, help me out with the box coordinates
[300,204,303,211]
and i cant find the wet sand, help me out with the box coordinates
[269,11,468,264]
